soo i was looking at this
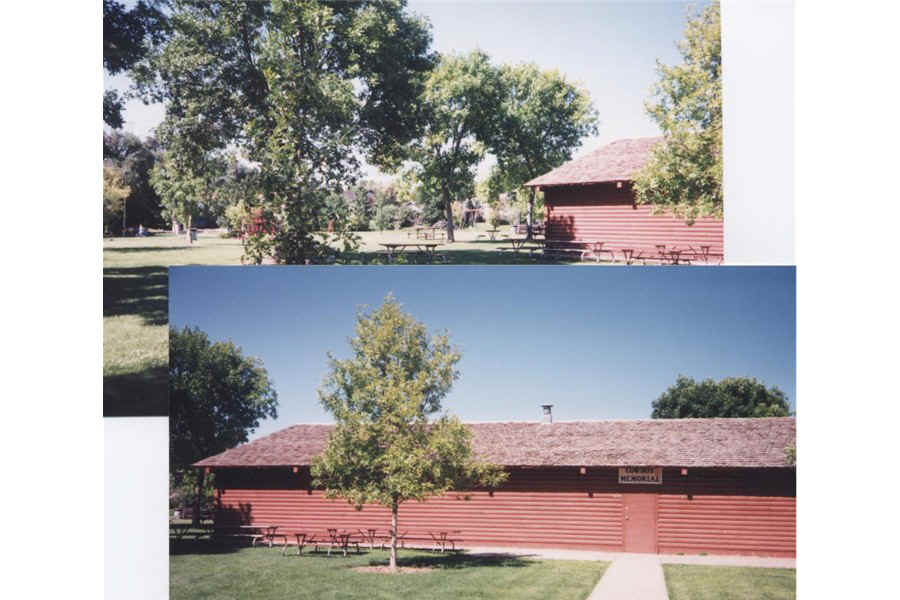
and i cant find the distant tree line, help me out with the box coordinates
[651,375,792,419]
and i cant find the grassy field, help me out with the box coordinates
[103,232,244,416]
[103,225,604,415]
[663,564,796,600]
[170,543,608,600]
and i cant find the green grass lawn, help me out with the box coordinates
[103,225,607,415]
[170,543,607,600]
[663,564,796,600]
[103,232,244,416]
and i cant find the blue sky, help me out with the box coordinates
[169,266,796,440]
[106,0,701,178]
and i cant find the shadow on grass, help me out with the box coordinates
[169,537,243,556]
[104,246,190,255]
[103,266,169,326]
[103,265,169,417]
[369,551,533,570]
[104,367,168,416]
[347,250,565,266]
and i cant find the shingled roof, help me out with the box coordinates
[525,136,662,188]
[195,417,795,469]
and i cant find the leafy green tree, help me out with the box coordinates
[311,297,507,571]
[633,2,722,222]
[651,375,791,419]
[785,444,796,466]
[150,146,220,243]
[135,0,435,262]
[169,326,278,522]
[103,0,168,128]
[407,51,500,241]
[483,63,597,238]
[103,164,131,235]
[104,131,167,230]
[348,185,375,232]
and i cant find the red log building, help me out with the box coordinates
[525,137,724,262]
[196,415,795,557]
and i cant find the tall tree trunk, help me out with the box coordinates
[122,198,127,235]
[443,191,455,242]
[172,216,179,235]
[526,187,536,240]
[389,500,399,571]
[186,213,193,245]
[192,469,204,528]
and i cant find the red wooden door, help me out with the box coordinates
[623,493,657,553]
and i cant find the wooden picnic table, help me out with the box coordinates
[237,524,284,547]
[323,528,361,556]
[428,530,462,552]
[281,532,312,556]
[503,237,543,252]
[390,530,462,552]
[169,522,192,541]
[357,528,385,550]
[380,242,444,263]
[654,244,692,265]
[542,239,614,262]
[411,227,447,241]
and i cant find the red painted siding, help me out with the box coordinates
[657,495,795,557]
[212,466,794,556]
[543,183,723,258]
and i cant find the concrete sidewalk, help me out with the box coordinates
[463,546,796,600]
[587,553,668,600]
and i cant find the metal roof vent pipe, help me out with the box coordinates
[541,404,554,424]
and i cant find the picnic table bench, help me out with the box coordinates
[393,530,463,553]
[380,242,446,264]
[501,237,544,254]
[616,245,720,265]
[541,239,615,263]
[409,226,447,241]
[213,525,284,547]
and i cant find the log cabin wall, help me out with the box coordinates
[212,466,794,556]
[543,183,724,256]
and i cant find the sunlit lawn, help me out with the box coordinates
[102,225,605,415]
[170,542,608,600]
[663,564,796,600]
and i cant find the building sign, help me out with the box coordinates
[618,467,662,484]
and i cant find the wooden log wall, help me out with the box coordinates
[212,466,794,556]
[543,183,724,257]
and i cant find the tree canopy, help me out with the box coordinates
[104,131,166,232]
[169,325,278,472]
[103,164,131,235]
[651,375,791,419]
[136,0,435,262]
[482,63,597,237]
[311,296,507,570]
[633,2,722,222]
[405,51,499,241]
[103,0,169,128]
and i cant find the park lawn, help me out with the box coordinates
[663,564,796,600]
[103,231,244,416]
[171,545,608,600]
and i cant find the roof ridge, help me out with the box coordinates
[275,416,794,427]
